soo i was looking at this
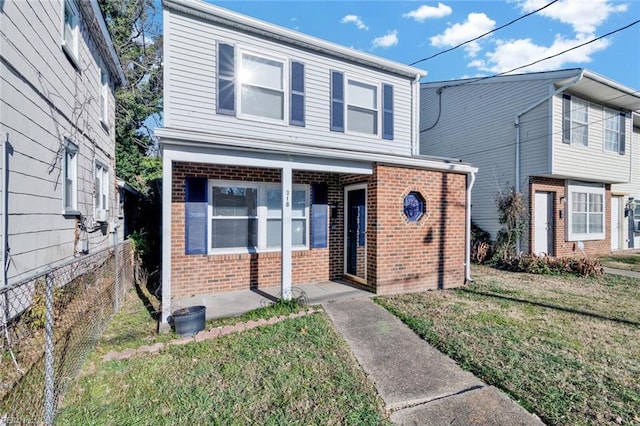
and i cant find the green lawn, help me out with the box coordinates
[376,265,640,426]
[56,286,390,425]
[597,253,640,272]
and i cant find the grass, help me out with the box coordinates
[597,252,640,272]
[376,265,640,426]
[56,286,390,425]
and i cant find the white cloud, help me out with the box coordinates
[403,3,452,22]
[474,33,610,74]
[430,13,496,57]
[515,0,628,35]
[372,30,399,49]
[341,14,368,30]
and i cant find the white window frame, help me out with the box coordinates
[94,162,109,220]
[63,140,78,214]
[207,180,309,254]
[99,59,110,127]
[567,96,589,147]
[61,0,80,67]
[566,182,605,241]
[345,76,381,137]
[603,107,621,153]
[237,49,288,124]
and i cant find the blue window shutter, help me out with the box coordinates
[619,112,626,155]
[217,42,235,115]
[330,70,344,132]
[185,178,208,255]
[311,183,328,248]
[562,94,571,144]
[290,61,305,126]
[382,83,394,140]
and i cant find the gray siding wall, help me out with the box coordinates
[419,79,552,238]
[612,125,640,195]
[164,8,415,156]
[552,94,632,182]
[0,0,117,284]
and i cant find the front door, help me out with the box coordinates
[611,196,621,250]
[534,192,554,256]
[345,185,366,283]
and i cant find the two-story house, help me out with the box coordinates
[156,0,477,325]
[420,69,640,256]
[0,0,125,286]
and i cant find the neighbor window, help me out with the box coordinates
[567,182,604,241]
[99,61,110,126]
[208,181,309,252]
[604,108,626,154]
[62,0,79,64]
[94,162,109,218]
[562,95,588,147]
[63,141,78,213]
[634,202,640,232]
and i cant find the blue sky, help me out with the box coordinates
[210,0,640,89]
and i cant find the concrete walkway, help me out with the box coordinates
[603,267,640,279]
[322,297,545,425]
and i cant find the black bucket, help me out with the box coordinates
[172,305,206,337]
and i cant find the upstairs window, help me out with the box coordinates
[62,0,79,65]
[567,182,604,241]
[99,61,110,126]
[63,141,78,214]
[331,70,394,139]
[216,43,305,126]
[562,95,588,147]
[239,53,285,121]
[604,108,626,155]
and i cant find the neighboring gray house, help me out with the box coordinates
[420,69,640,257]
[0,0,125,286]
[156,0,477,326]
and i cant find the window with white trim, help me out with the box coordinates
[239,52,285,121]
[567,182,604,241]
[99,60,110,126]
[604,108,626,154]
[562,95,588,147]
[63,141,78,213]
[208,181,309,252]
[633,201,640,232]
[62,0,79,65]
[347,79,378,135]
[94,163,109,219]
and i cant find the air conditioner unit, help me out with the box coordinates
[95,209,109,223]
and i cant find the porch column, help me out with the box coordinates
[281,166,293,300]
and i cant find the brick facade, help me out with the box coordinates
[170,162,469,299]
[529,177,611,257]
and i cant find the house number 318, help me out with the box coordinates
[285,190,290,207]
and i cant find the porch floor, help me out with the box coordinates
[171,280,373,320]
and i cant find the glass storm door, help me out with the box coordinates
[345,186,366,282]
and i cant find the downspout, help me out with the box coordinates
[514,70,584,253]
[412,73,422,156]
[1,133,7,289]
[465,170,476,282]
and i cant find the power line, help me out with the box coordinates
[410,0,559,66]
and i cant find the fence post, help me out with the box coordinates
[43,270,55,425]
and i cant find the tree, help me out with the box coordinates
[98,0,163,192]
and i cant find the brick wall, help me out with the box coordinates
[170,162,469,298]
[370,164,467,294]
[529,177,611,257]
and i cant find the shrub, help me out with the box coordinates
[471,222,493,264]
[494,254,604,277]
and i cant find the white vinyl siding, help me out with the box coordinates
[164,10,414,156]
[567,182,604,241]
[208,180,309,253]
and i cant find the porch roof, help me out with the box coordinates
[155,127,478,175]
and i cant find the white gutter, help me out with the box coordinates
[514,70,583,253]
[465,170,476,282]
[412,73,423,156]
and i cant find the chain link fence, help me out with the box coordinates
[0,240,135,424]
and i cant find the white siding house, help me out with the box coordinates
[0,0,125,285]
[157,0,477,326]
[420,69,640,256]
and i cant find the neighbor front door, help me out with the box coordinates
[345,185,366,283]
[534,192,554,256]
[611,196,622,250]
